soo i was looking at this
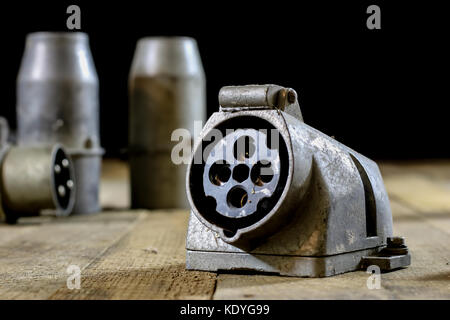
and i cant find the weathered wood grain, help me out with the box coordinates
[0,211,141,299]
[379,160,450,180]
[380,161,450,234]
[50,210,217,300]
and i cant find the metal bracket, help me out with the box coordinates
[361,237,411,271]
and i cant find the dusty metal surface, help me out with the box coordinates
[186,248,380,278]
[219,84,303,121]
[129,36,206,209]
[16,32,102,215]
[186,84,410,277]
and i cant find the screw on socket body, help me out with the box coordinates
[382,236,409,256]
[361,235,411,270]
[0,118,75,223]
[387,236,405,247]
[185,84,411,277]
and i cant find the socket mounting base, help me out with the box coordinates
[186,247,410,277]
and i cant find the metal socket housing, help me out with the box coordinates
[185,84,410,277]
[16,32,102,215]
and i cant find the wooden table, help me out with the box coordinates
[0,160,449,299]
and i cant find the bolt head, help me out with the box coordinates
[387,236,405,247]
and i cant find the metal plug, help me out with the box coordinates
[0,118,75,223]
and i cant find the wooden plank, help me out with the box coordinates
[1,160,448,300]
[384,174,450,214]
[50,210,217,300]
[213,199,450,300]
[0,211,141,299]
[380,162,450,234]
[379,160,450,181]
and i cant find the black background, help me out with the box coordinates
[1,1,448,159]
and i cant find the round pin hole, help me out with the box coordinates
[232,164,250,183]
[251,161,274,186]
[227,187,248,208]
[209,161,231,186]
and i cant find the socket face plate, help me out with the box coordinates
[188,116,289,235]
[203,128,281,218]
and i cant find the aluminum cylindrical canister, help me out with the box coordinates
[16,32,103,214]
[129,37,206,209]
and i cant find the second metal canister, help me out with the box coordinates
[129,37,206,209]
[16,32,103,215]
